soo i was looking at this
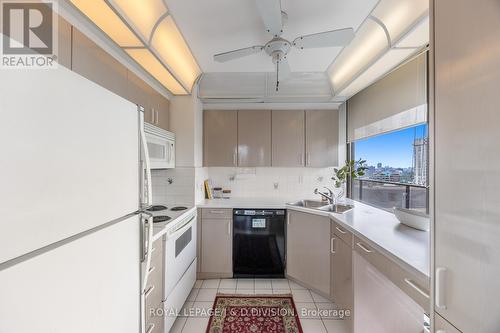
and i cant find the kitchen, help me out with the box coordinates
[0,1,499,333]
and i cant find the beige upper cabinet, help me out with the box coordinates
[286,210,331,296]
[72,29,128,99]
[272,110,305,167]
[126,71,151,118]
[149,89,170,131]
[305,110,339,167]
[57,16,72,69]
[203,110,238,167]
[237,110,271,167]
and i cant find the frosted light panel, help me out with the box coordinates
[70,0,141,47]
[126,49,187,95]
[111,0,168,42]
[339,48,416,98]
[395,16,429,48]
[372,0,429,43]
[151,16,201,91]
[328,19,389,92]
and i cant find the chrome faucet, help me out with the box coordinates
[314,187,335,205]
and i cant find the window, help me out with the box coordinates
[350,124,429,213]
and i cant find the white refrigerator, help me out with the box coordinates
[0,65,152,333]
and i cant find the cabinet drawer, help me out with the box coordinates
[354,236,430,311]
[202,208,233,219]
[333,222,353,245]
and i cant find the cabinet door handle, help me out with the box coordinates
[436,267,447,310]
[156,110,159,125]
[209,210,225,214]
[151,109,155,124]
[306,153,310,166]
[335,226,347,234]
[330,237,336,254]
[356,242,372,253]
[233,152,237,166]
[227,221,231,235]
[144,285,155,298]
[287,213,290,225]
[404,278,430,299]
[146,324,155,333]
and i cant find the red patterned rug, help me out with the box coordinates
[206,294,303,333]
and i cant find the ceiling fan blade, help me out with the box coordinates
[213,46,264,63]
[278,57,291,80]
[293,28,355,49]
[255,0,283,36]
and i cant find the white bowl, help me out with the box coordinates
[394,207,430,231]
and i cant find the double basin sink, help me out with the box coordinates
[287,200,354,214]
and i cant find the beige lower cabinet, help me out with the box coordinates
[434,313,462,333]
[145,239,164,333]
[353,251,424,333]
[286,210,331,296]
[330,223,353,311]
[200,209,232,277]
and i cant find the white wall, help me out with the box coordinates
[338,102,347,164]
[169,84,203,168]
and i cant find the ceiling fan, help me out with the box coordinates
[213,0,355,91]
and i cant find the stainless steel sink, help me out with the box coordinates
[317,204,354,214]
[287,200,327,209]
[287,200,354,214]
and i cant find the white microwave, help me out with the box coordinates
[144,123,175,169]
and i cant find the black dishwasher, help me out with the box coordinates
[233,209,286,278]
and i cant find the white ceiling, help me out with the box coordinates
[165,0,380,73]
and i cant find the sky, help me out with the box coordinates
[355,124,428,168]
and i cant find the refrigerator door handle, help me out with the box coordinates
[140,211,154,263]
[139,108,152,208]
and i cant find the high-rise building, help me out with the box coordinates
[413,138,428,185]
[377,162,382,169]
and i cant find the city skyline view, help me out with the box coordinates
[355,124,428,168]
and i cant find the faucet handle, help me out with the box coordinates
[323,187,333,196]
[314,188,319,194]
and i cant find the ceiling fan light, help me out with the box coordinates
[109,0,168,42]
[151,16,202,92]
[69,0,142,47]
[126,48,188,95]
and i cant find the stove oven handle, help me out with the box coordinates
[167,215,196,239]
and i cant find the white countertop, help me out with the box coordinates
[198,197,430,281]
[305,199,430,282]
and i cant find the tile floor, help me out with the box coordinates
[169,278,351,333]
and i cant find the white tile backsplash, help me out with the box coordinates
[153,166,342,205]
[152,168,196,206]
[204,167,340,202]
